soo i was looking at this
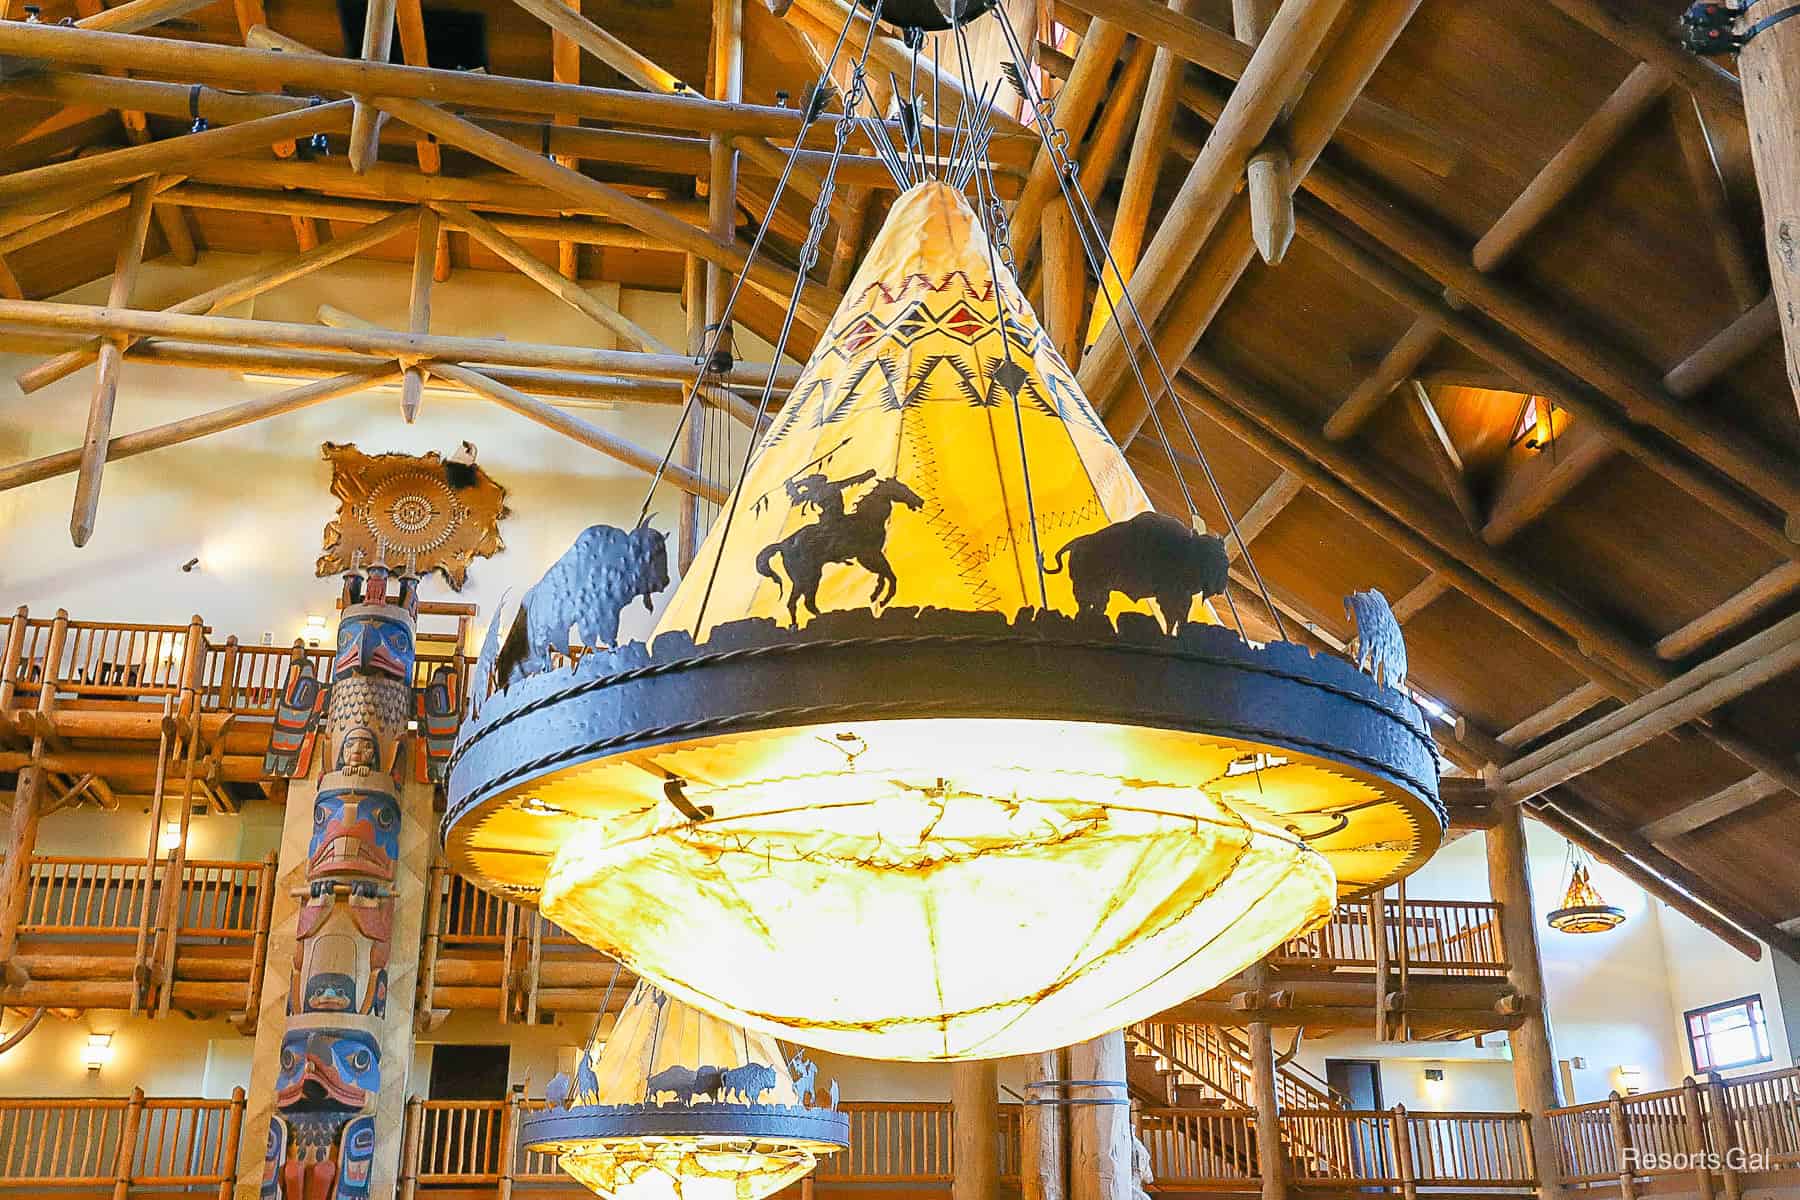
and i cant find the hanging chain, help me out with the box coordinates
[692,0,888,632]
[990,8,1286,642]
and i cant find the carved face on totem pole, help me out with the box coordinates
[308,788,401,882]
[332,608,414,684]
[276,1027,382,1111]
[293,890,393,1017]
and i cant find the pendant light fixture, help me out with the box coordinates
[1547,842,1625,934]
[529,977,848,1200]
[443,0,1444,1063]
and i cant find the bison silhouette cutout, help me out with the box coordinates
[1047,512,1230,634]
[489,518,670,690]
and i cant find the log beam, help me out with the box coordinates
[1736,0,1800,417]
[0,297,799,388]
[70,177,154,548]
[400,206,435,421]
[430,364,726,502]
[1087,0,1422,435]
[0,370,401,493]
[0,22,1037,166]
[348,0,397,172]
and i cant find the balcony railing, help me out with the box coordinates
[1276,897,1507,976]
[1549,1066,1800,1192]
[0,1089,245,1196]
[8,1073,1797,1198]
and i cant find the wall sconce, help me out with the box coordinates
[158,821,182,853]
[81,1033,113,1072]
[1422,1066,1447,1100]
[1617,1065,1645,1095]
[302,615,329,647]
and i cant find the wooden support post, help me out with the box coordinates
[498,1084,524,1200]
[1233,0,1294,267]
[1,609,67,976]
[401,205,436,422]
[0,606,26,713]
[1022,1049,1067,1200]
[70,176,155,547]
[1069,1033,1132,1200]
[550,0,581,279]
[1705,1073,1742,1200]
[1680,1076,1716,1200]
[1734,0,1800,416]
[232,850,278,1033]
[398,1095,424,1200]
[349,0,397,172]
[1042,205,1085,367]
[1486,799,1565,1200]
[1371,888,1389,1042]
[953,1059,1000,1200]
[112,1086,147,1200]
[217,1087,246,1200]
[1391,1106,1418,1200]
[1248,1016,1287,1200]
[1608,1091,1638,1200]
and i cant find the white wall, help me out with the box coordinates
[0,1008,244,1098]
[1298,819,1795,1108]
[1,250,764,646]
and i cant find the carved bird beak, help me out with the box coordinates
[643,594,655,611]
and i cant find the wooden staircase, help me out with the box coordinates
[1126,1021,1355,1178]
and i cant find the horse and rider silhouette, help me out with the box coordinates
[756,469,923,624]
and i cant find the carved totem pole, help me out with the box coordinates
[236,443,504,1200]
[265,565,416,1200]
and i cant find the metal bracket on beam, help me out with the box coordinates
[1682,1,1800,54]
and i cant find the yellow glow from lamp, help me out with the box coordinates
[81,1032,112,1072]
[536,717,1341,1061]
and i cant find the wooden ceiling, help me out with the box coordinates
[0,0,1796,959]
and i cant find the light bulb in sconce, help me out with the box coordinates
[302,615,329,647]
[158,821,182,853]
[81,1033,113,1072]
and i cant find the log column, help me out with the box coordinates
[0,608,66,980]
[1486,799,1565,1200]
[1248,1019,1287,1200]
[1021,1050,1068,1200]
[953,1059,1000,1200]
[1069,1033,1133,1200]
[1737,0,1800,421]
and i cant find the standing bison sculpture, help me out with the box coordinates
[480,517,670,694]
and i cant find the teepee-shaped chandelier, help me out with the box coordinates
[529,978,848,1200]
[444,0,1444,1062]
[1547,843,1625,935]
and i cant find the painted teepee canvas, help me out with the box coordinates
[658,180,1215,639]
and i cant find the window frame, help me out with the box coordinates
[1684,994,1773,1074]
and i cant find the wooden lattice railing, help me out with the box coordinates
[0,1089,245,1196]
[1548,1065,1800,1191]
[1276,897,1507,976]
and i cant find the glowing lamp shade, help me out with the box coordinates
[524,982,845,1200]
[447,183,1442,1062]
[1547,862,1625,935]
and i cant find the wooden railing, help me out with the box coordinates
[401,1099,1544,1196]
[4,617,204,704]
[19,855,270,944]
[1277,897,1507,976]
[1130,1020,1342,1112]
[0,1089,245,1196]
[1136,1106,1259,1186]
[1549,1065,1800,1192]
[2,606,473,724]
[1282,1108,1534,1190]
